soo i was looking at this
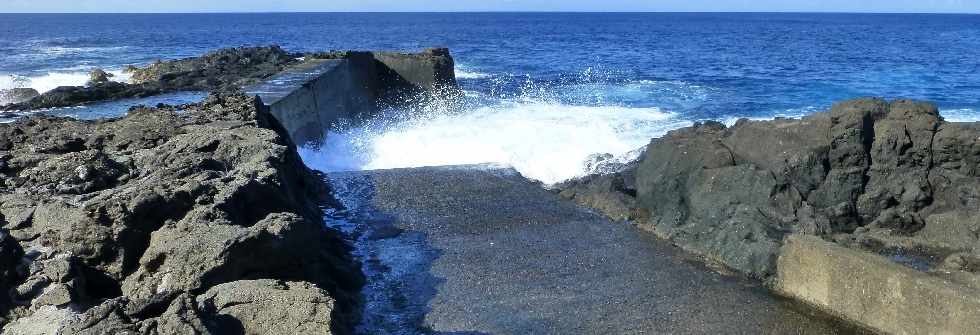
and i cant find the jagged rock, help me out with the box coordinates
[0,305,79,335]
[88,69,114,86]
[197,280,334,334]
[2,46,459,114]
[152,294,214,335]
[59,298,140,335]
[10,82,163,111]
[556,166,641,222]
[0,93,360,334]
[0,88,40,105]
[128,46,294,89]
[562,98,980,279]
[856,100,940,232]
[2,46,300,111]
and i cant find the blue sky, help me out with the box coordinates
[3,0,979,13]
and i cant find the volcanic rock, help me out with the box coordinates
[561,98,980,279]
[0,88,40,106]
[0,93,360,334]
[2,46,301,111]
[87,69,114,86]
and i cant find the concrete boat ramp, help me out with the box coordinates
[325,165,867,335]
[247,50,868,334]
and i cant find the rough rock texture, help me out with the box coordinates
[561,98,980,280]
[3,46,301,111]
[555,155,645,222]
[16,82,166,111]
[87,69,114,86]
[0,89,40,106]
[127,46,296,90]
[197,279,335,334]
[0,93,360,334]
[3,46,459,113]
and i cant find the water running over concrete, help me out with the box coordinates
[324,164,870,334]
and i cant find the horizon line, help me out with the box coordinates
[1,10,979,15]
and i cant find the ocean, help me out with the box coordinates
[2,12,979,183]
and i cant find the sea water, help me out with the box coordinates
[2,13,979,183]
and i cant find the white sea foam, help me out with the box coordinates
[940,108,980,122]
[0,69,132,100]
[300,101,691,185]
[38,46,130,56]
[455,66,491,80]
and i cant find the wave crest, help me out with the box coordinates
[300,100,691,185]
[1,69,132,97]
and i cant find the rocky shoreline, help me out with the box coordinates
[0,45,464,334]
[561,98,980,280]
[0,93,361,334]
[2,43,977,334]
[0,46,459,115]
[559,98,980,332]
[1,46,301,112]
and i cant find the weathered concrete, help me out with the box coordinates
[246,49,457,146]
[325,165,870,335]
[776,235,980,335]
[374,48,458,93]
[246,58,378,145]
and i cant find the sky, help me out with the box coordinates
[2,0,979,14]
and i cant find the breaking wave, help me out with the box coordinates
[299,98,691,185]
[0,69,132,104]
[941,108,980,122]
[455,66,492,80]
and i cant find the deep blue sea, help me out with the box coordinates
[2,13,980,182]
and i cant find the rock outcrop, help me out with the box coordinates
[87,69,113,86]
[2,46,460,114]
[126,46,296,90]
[0,93,360,334]
[555,157,644,223]
[561,98,980,280]
[0,89,40,106]
[2,46,302,111]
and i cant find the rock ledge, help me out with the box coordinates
[0,93,360,334]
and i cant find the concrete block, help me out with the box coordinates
[776,235,980,335]
[374,48,458,92]
[246,59,376,145]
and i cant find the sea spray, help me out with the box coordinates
[0,69,132,95]
[299,98,691,184]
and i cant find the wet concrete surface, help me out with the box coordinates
[325,164,870,335]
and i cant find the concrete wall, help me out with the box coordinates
[374,48,458,93]
[246,59,374,145]
[776,235,980,335]
[247,49,457,146]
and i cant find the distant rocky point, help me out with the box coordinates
[0,45,458,113]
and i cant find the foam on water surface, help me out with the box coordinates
[941,108,980,122]
[0,69,132,100]
[300,98,691,185]
[455,65,492,80]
